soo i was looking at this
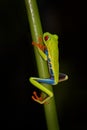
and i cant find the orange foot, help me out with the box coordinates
[32,91,49,104]
[32,91,43,102]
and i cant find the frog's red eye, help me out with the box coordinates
[44,35,49,41]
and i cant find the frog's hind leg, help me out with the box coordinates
[59,73,68,82]
[35,77,55,84]
[29,77,54,104]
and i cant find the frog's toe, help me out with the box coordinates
[32,91,43,102]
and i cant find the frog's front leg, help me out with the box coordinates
[29,77,54,104]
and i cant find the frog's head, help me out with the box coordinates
[43,32,58,47]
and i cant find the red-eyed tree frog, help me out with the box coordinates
[29,32,68,104]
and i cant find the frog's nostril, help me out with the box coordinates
[44,35,49,41]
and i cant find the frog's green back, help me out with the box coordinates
[43,32,59,84]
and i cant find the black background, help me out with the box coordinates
[0,0,86,130]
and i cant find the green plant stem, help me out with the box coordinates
[25,0,60,130]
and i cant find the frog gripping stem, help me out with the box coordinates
[32,36,46,51]
[25,0,63,129]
